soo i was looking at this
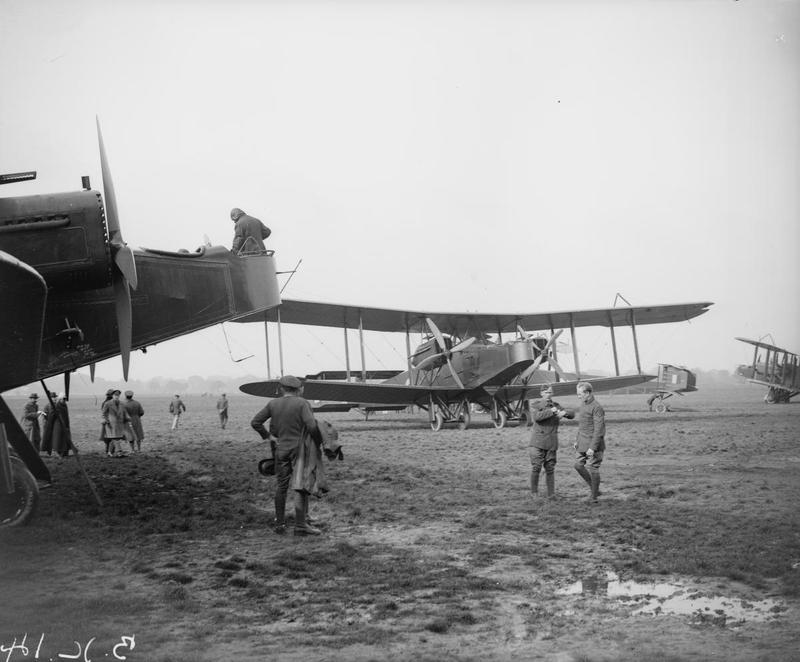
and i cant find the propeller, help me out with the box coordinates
[527,329,564,373]
[414,318,475,389]
[97,118,138,380]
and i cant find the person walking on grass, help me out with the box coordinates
[169,394,186,430]
[529,384,574,499]
[574,381,605,503]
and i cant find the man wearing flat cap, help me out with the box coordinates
[251,375,320,536]
[230,207,271,255]
[22,393,43,451]
[123,390,145,453]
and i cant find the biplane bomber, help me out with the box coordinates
[0,121,281,527]
[238,299,713,430]
[735,337,800,403]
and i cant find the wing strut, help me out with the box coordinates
[569,314,581,379]
[358,311,366,382]
[630,309,642,374]
[608,312,620,377]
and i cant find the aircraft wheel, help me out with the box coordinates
[430,412,445,432]
[457,407,471,430]
[492,410,507,429]
[0,456,39,529]
[520,410,531,427]
[654,402,668,414]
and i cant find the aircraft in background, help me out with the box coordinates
[735,337,799,403]
[238,299,713,430]
[0,120,281,527]
[645,364,697,413]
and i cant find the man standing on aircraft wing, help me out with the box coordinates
[574,382,605,503]
[231,207,271,255]
[250,375,321,536]
[530,384,574,499]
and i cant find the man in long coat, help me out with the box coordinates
[123,390,145,453]
[102,389,131,457]
[21,393,42,451]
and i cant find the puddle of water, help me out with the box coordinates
[556,571,785,625]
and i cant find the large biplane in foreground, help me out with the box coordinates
[0,121,281,526]
[238,299,713,430]
[735,337,800,403]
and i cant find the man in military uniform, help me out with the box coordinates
[231,207,271,254]
[529,384,574,499]
[574,382,605,503]
[250,375,320,536]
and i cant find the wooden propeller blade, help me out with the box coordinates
[113,274,132,381]
[97,117,138,290]
[445,354,465,389]
[450,337,476,353]
[425,318,447,353]
[64,371,71,400]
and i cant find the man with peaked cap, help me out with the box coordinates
[250,375,320,536]
[21,393,43,451]
[123,390,145,453]
[529,384,574,499]
[230,207,271,254]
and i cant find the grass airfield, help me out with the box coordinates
[1,385,799,661]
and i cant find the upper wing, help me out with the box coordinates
[234,298,713,336]
[240,379,469,406]
[487,374,656,401]
[735,337,797,356]
[0,251,47,387]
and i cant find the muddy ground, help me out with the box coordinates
[1,384,799,661]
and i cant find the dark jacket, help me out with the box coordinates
[123,398,145,440]
[251,395,318,453]
[232,214,271,253]
[530,398,574,451]
[576,396,605,452]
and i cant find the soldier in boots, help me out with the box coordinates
[574,382,605,503]
[530,384,574,499]
[250,375,321,536]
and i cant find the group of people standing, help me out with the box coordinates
[100,389,145,457]
[21,392,71,457]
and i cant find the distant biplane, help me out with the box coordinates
[646,364,697,413]
[0,120,281,527]
[735,337,800,403]
[238,299,713,430]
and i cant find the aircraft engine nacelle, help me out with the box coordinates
[507,340,536,364]
[0,190,113,291]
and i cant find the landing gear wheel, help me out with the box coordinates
[0,456,39,528]
[457,407,471,430]
[654,402,668,414]
[492,410,508,429]
[430,412,445,431]
[520,410,531,427]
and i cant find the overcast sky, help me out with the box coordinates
[1,0,798,384]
